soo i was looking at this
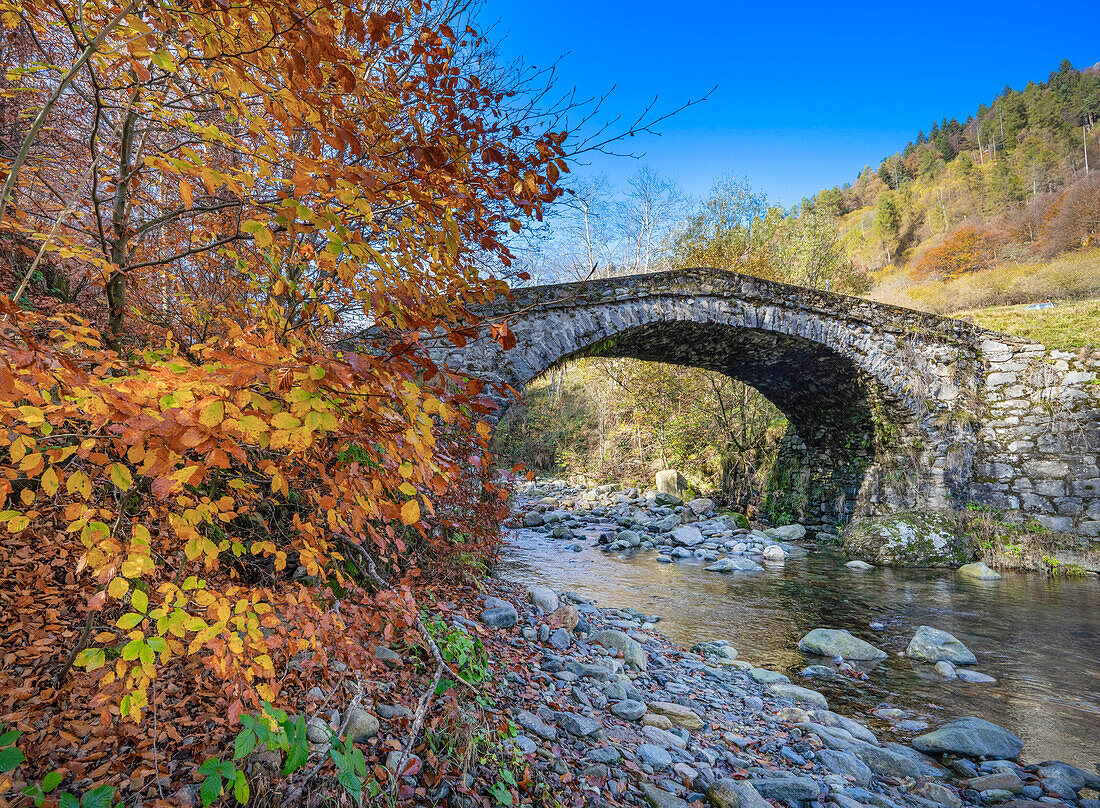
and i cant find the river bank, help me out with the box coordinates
[456,477,1100,808]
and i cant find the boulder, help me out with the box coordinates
[706,779,770,808]
[526,585,559,613]
[769,523,806,541]
[767,683,828,709]
[551,710,601,738]
[343,708,380,743]
[588,629,647,670]
[655,469,688,498]
[747,777,819,802]
[669,525,705,547]
[639,784,687,808]
[522,511,544,527]
[514,709,556,740]
[959,561,1002,580]
[845,560,874,570]
[706,557,764,573]
[913,716,1024,759]
[546,604,579,631]
[688,497,715,515]
[609,699,647,721]
[480,604,518,629]
[762,545,786,561]
[637,744,673,770]
[906,625,977,665]
[842,511,978,567]
[647,701,704,730]
[798,628,887,661]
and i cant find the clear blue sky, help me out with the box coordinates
[481,0,1099,206]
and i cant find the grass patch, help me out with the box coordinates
[953,298,1100,349]
[870,248,1100,314]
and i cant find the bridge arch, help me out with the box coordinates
[431,268,1100,538]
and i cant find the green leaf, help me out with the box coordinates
[60,794,78,808]
[0,729,21,745]
[197,758,221,776]
[335,768,361,798]
[81,785,115,808]
[233,729,256,761]
[116,612,143,630]
[0,745,25,772]
[232,771,249,804]
[200,774,221,808]
[42,771,63,792]
[121,639,144,661]
[282,716,308,775]
[131,589,148,614]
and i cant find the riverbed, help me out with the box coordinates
[497,523,1100,769]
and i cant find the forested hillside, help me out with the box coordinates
[803,60,1100,311]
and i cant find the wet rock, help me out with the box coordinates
[637,744,674,770]
[480,604,518,629]
[640,784,690,808]
[514,709,557,741]
[527,585,559,613]
[932,659,957,680]
[842,511,977,567]
[747,777,819,802]
[706,557,764,573]
[588,629,647,670]
[906,626,977,665]
[846,559,874,570]
[552,710,602,738]
[610,699,647,721]
[958,561,1002,580]
[706,779,770,808]
[546,604,580,631]
[669,526,705,547]
[798,628,887,661]
[954,668,995,683]
[647,701,704,730]
[912,716,1023,759]
[767,683,828,709]
[523,512,545,527]
[762,545,786,561]
[816,749,873,786]
[688,497,715,515]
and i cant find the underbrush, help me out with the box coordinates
[956,504,1099,576]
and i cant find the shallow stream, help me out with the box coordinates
[497,524,1100,768]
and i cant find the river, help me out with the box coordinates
[497,524,1100,769]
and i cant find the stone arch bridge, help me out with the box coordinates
[433,268,1100,538]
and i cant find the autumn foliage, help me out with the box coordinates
[914,224,999,279]
[0,0,564,802]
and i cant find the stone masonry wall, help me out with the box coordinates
[974,338,1100,537]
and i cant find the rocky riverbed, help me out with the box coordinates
[460,478,1100,808]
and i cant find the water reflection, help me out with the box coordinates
[496,526,1100,768]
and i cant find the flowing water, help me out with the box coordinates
[497,525,1100,769]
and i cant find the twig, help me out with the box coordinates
[339,541,477,800]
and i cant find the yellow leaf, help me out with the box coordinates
[398,482,416,497]
[272,412,300,430]
[41,466,59,496]
[109,463,133,491]
[108,577,129,599]
[6,514,29,533]
[400,498,420,526]
[199,401,225,428]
